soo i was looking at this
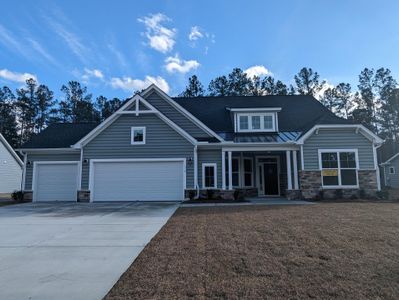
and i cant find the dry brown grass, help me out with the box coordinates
[105,203,399,299]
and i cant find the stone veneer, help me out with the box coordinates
[299,170,378,200]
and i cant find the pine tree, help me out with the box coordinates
[294,67,325,96]
[179,75,205,97]
[35,85,54,132]
[227,68,251,96]
[208,76,229,96]
[0,86,18,148]
[334,83,352,118]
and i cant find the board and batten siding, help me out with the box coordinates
[384,156,399,188]
[24,152,81,190]
[144,91,212,139]
[81,114,195,190]
[0,142,22,193]
[198,149,222,188]
[302,128,375,170]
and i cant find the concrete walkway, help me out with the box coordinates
[0,202,178,300]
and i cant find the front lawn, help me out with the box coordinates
[105,203,399,299]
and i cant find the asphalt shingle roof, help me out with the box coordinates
[21,123,99,149]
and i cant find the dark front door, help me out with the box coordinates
[263,163,279,195]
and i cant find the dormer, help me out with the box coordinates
[229,108,281,133]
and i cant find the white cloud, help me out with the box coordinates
[0,69,37,83]
[138,13,176,53]
[79,68,104,83]
[107,44,128,69]
[0,24,30,58]
[164,55,200,74]
[188,26,203,41]
[244,65,272,78]
[110,75,170,93]
[315,81,334,100]
[27,38,57,65]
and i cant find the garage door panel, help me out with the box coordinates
[92,161,184,201]
[35,164,78,202]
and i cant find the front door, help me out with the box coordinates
[263,163,279,195]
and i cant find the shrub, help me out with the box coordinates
[11,190,23,202]
[335,189,343,199]
[206,189,215,200]
[233,189,240,201]
[188,190,196,200]
[376,190,389,200]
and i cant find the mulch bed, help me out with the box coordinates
[104,203,399,299]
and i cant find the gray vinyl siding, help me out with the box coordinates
[303,128,375,170]
[198,149,222,188]
[384,157,399,188]
[24,152,81,190]
[82,114,195,190]
[144,91,212,139]
[0,141,22,193]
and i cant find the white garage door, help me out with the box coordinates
[33,163,78,202]
[91,160,185,201]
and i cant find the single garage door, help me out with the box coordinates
[91,160,185,201]
[33,162,79,202]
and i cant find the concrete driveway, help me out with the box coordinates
[0,202,178,300]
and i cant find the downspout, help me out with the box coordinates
[193,145,200,199]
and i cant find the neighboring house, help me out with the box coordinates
[19,84,383,202]
[381,153,399,189]
[0,134,23,194]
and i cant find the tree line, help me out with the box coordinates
[0,80,123,148]
[0,66,398,149]
[180,67,399,142]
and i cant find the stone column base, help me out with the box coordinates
[22,191,33,202]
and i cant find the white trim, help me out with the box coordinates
[293,150,299,189]
[141,84,224,142]
[130,126,146,145]
[220,144,299,152]
[221,151,226,189]
[0,133,23,167]
[17,148,80,153]
[89,158,187,202]
[300,144,305,170]
[372,144,381,191]
[21,153,27,190]
[32,161,80,202]
[381,152,399,165]
[194,145,198,189]
[318,149,359,189]
[286,150,292,190]
[297,124,383,145]
[202,163,217,189]
[228,151,233,190]
[78,148,83,190]
[236,112,277,133]
[227,107,282,112]
[256,156,281,196]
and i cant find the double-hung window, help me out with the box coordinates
[202,163,217,189]
[236,113,276,132]
[224,158,240,187]
[319,149,358,188]
[389,166,396,175]
[243,158,253,187]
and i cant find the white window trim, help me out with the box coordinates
[389,166,396,175]
[202,163,217,189]
[235,112,276,133]
[318,149,359,189]
[243,157,254,187]
[131,126,146,145]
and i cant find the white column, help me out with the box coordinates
[194,146,198,189]
[286,150,292,190]
[228,151,233,190]
[222,151,226,190]
[373,144,381,191]
[293,150,299,190]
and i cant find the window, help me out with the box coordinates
[389,166,396,174]
[239,115,249,130]
[243,158,253,187]
[236,112,276,132]
[202,163,217,188]
[131,127,146,145]
[319,150,358,188]
[225,158,240,187]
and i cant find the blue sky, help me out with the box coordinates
[1,0,399,100]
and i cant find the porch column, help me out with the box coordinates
[222,151,226,190]
[228,151,233,190]
[293,150,299,190]
[286,150,292,190]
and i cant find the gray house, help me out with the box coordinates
[0,133,23,194]
[381,153,399,189]
[19,84,383,202]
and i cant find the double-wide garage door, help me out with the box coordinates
[91,160,185,201]
[33,162,79,202]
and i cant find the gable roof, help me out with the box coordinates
[21,123,99,149]
[382,152,399,165]
[379,140,399,164]
[0,134,23,166]
[173,95,352,136]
